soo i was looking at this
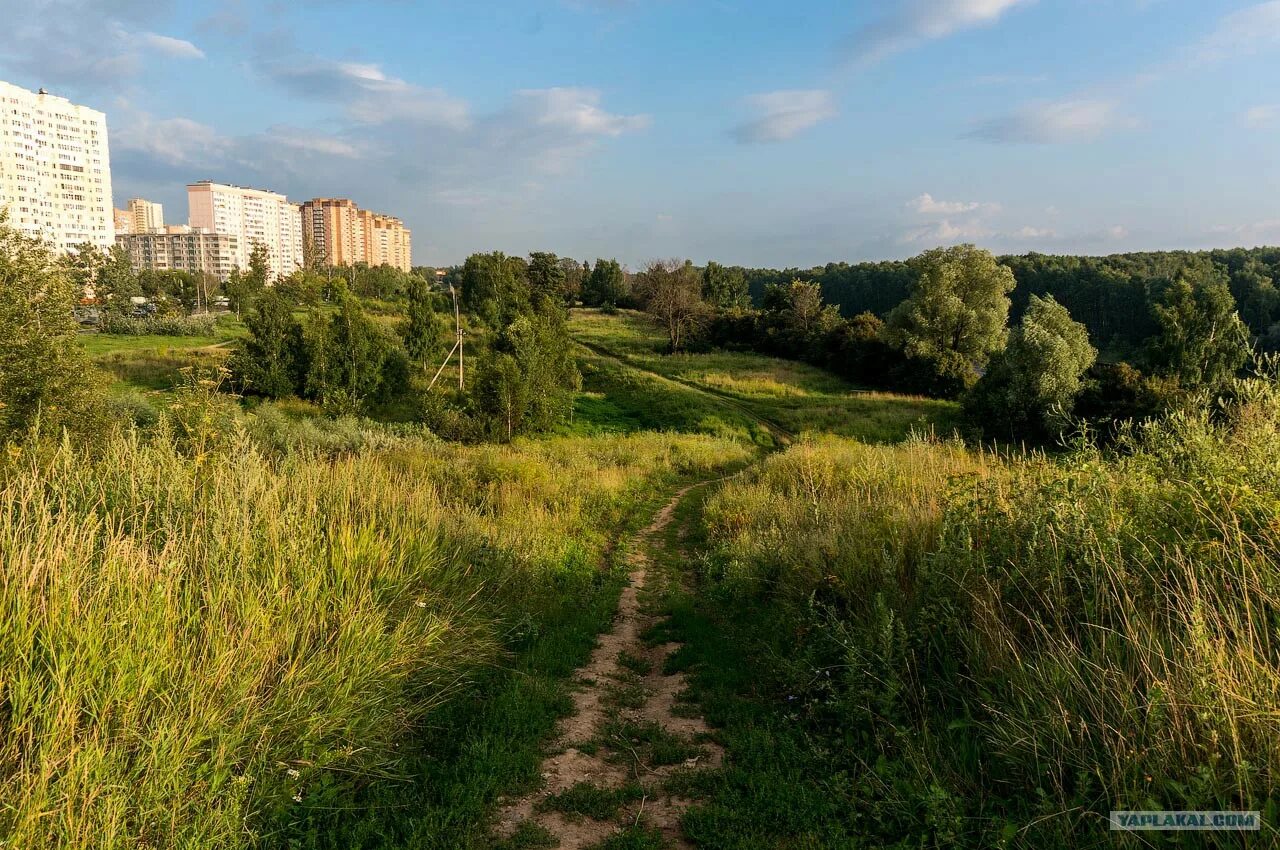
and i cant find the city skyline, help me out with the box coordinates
[3,1,1280,268]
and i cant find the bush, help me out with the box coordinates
[98,314,220,336]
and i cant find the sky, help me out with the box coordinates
[3,0,1280,269]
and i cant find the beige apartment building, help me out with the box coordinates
[128,197,164,233]
[0,80,114,251]
[116,226,240,282]
[187,180,303,279]
[300,197,412,272]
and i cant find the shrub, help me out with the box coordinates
[98,313,220,336]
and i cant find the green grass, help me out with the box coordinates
[585,824,669,850]
[537,781,647,820]
[0,404,752,849]
[570,308,958,442]
[662,393,1280,847]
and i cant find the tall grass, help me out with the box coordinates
[699,385,1280,845]
[0,415,749,848]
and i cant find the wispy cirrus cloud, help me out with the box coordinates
[968,97,1133,144]
[130,30,204,59]
[732,89,836,143]
[0,1,204,88]
[1195,1,1280,63]
[843,0,1033,66]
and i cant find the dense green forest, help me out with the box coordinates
[734,246,1280,356]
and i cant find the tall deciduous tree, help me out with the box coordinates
[964,294,1097,439]
[1147,270,1250,390]
[232,289,304,398]
[0,214,101,438]
[636,259,707,352]
[527,252,568,309]
[460,252,530,327]
[583,258,627,307]
[702,261,750,309]
[884,245,1016,393]
[401,277,449,369]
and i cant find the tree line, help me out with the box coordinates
[624,245,1252,444]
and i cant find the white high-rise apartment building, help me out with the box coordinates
[187,181,303,280]
[0,80,114,252]
[128,197,163,233]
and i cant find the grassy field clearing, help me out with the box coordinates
[570,308,958,442]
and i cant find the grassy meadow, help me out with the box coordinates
[570,308,958,442]
[0,398,751,848]
[661,392,1280,846]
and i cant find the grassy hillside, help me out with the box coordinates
[571,308,958,442]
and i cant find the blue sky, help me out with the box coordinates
[4,0,1280,268]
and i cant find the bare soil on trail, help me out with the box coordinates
[493,484,721,849]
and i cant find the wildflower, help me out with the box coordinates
[415,600,427,608]
[293,792,303,803]
[286,768,300,779]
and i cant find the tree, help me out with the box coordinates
[226,243,271,316]
[0,214,101,438]
[473,311,580,440]
[302,291,401,413]
[702,261,750,309]
[636,259,707,352]
[964,295,1097,439]
[460,252,529,327]
[1147,270,1250,391]
[527,252,568,309]
[884,245,1016,394]
[94,244,140,313]
[583,258,627,307]
[401,278,449,369]
[473,353,527,442]
[232,289,304,398]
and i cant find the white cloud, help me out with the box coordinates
[258,58,472,129]
[1196,1,1280,63]
[131,31,205,59]
[969,97,1132,143]
[901,218,992,244]
[265,127,362,159]
[733,90,836,143]
[909,192,996,215]
[1108,225,1129,240]
[512,88,650,137]
[1012,225,1054,239]
[112,107,231,167]
[844,0,1033,66]
[1243,104,1280,128]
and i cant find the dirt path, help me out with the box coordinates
[493,483,721,849]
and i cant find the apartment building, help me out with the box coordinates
[300,197,412,272]
[0,80,114,251]
[127,197,164,233]
[116,226,240,282]
[364,211,412,272]
[187,180,303,279]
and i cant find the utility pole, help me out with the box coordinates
[454,283,463,390]
[427,282,466,391]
